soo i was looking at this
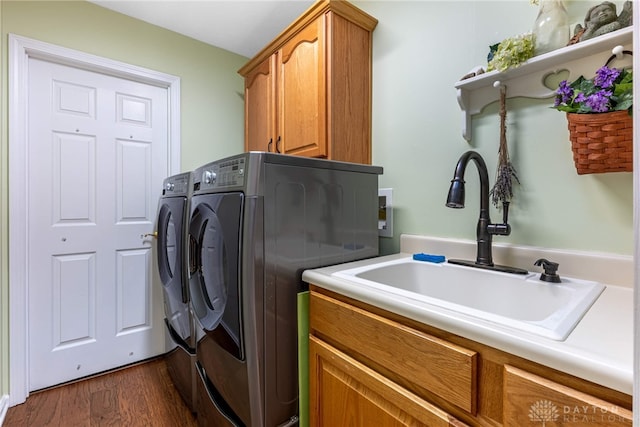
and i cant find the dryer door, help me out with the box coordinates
[157,197,188,302]
[157,196,192,344]
[189,192,243,360]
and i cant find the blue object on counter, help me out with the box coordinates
[412,253,446,263]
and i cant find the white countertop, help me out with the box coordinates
[303,251,633,395]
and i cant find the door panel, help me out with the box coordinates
[244,56,276,153]
[278,17,326,158]
[117,139,153,222]
[52,132,96,224]
[27,57,168,390]
[116,249,152,333]
[52,253,96,349]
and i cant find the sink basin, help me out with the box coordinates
[332,257,605,340]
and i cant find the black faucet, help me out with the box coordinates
[446,151,528,275]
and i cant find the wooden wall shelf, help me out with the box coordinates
[454,27,633,142]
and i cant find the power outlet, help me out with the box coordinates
[378,188,393,238]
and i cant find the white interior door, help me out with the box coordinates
[27,57,168,391]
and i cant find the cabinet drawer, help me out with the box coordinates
[503,365,632,426]
[310,335,469,427]
[309,291,477,413]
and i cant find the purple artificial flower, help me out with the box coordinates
[555,80,574,104]
[584,90,612,113]
[553,64,631,113]
[553,96,562,107]
[594,66,621,89]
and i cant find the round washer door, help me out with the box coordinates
[156,197,187,302]
[189,192,243,359]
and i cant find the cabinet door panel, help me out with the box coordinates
[310,291,477,414]
[244,56,276,152]
[278,18,326,158]
[503,365,632,427]
[326,11,373,164]
[310,336,468,427]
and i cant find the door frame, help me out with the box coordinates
[8,34,181,405]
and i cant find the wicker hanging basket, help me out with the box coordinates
[566,110,633,175]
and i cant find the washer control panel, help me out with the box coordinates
[199,157,246,190]
[162,172,191,196]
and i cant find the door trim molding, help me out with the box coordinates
[8,34,181,405]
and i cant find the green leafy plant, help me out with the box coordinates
[553,66,633,114]
[487,33,535,72]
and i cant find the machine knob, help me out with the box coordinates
[165,182,175,191]
[204,170,217,184]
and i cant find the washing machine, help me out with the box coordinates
[187,152,382,426]
[155,171,197,413]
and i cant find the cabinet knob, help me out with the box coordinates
[276,136,282,153]
[267,138,273,152]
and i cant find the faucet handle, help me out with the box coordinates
[502,201,510,224]
[534,258,561,283]
[487,202,512,236]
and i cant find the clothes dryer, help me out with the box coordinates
[187,152,382,426]
[155,171,197,413]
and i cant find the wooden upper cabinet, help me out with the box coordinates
[239,0,377,164]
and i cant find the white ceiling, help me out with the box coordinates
[89,0,315,58]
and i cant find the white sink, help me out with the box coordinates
[332,257,605,340]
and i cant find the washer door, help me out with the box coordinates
[156,196,192,344]
[157,197,188,302]
[189,192,243,359]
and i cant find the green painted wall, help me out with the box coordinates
[354,0,633,258]
[0,0,634,404]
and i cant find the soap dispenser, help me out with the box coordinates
[534,258,561,283]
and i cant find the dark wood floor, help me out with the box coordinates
[4,357,197,426]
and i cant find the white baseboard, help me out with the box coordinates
[0,394,10,425]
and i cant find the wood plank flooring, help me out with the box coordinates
[4,357,197,427]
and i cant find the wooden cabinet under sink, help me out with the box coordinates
[310,337,470,426]
[238,0,377,164]
[503,365,632,426]
[308,286,632,426]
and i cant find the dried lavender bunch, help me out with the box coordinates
[490,162,520,208]
[490,86,520,208]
